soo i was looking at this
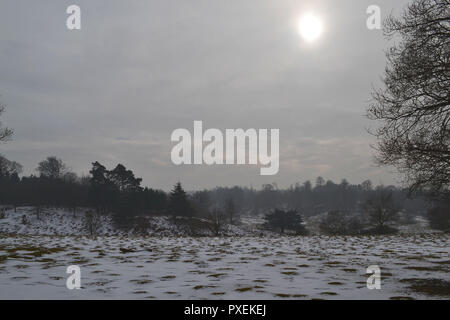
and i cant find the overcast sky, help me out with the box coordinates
[0,0,412,191]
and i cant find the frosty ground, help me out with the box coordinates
[0,234,449,300]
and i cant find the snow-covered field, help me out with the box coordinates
[0,234,448,299]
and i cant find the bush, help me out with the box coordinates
[133,216,150,235]
[346,216,364,235]
[207,209,227,236]
[362,225,398,235]
[427,203,450,231]
[319,211,348,235]
[84,211,102,236]
[319,211,364,235]
[264,209,308,235]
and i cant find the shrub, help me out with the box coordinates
[264,209,308,235]
[319,211,348,235]
[427,203,450,231]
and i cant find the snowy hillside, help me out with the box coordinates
[0,206,436,237]
[0,206,272,237]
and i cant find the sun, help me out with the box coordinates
[298,13,323,42]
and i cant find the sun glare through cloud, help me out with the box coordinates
[298,12,324,42]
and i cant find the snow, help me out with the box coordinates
[0,207,448,299]
[0,233,448,299]
[0,207,272,237]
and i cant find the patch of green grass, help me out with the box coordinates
[193,285,217,290]
[274,293,291,298]
[208,257,222,262]
[133,290,148,294]
[431,260,450,265]
[324,261,341,265]
[389,296,415,300]
[208,273,227,278]
[402,278,450,297]
[403,266,447,272]
[292,294,308,298]
[320,292,338,296]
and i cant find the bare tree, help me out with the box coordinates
[208,208,227,236]
[224,197,236,225]
[84,211,102,236]
[0,154,22,177]
[364,190,401,232]
[368,0,450,199]
[0,102,13,142]
[36,156,68,179]
[319,211,348,235]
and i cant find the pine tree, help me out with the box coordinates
[167,182,194,217]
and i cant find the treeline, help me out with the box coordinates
[0,156,167,228]
[0,154,448,233]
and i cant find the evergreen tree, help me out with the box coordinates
[167,182,194,217]
[264,209,307,235]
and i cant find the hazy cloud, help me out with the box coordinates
[0,0,411,190]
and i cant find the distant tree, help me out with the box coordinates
[167,182,194,217]
[141,187,167,214]
[257,183,281,212]
[133,216,150,235]
[368,0,450,199]
[62,171,78,183]
[363,190,400,232]
[361,180,373,192]
[90,161,109,185]
[191,190,210,217]
[224,197,236,224]
[107,164,142,192]
[264,209,307,235]
[303,181,312,192]
[108,164,144,226]
[0,102,13,142]
[36,156,67,179]
[346,216,364,235]
[89,161,112,214]
[0,154,22,177]
[315,176,325,188]
[427,201,450,231]
[84,211,102,236]
[208,208,227,236]
[319,211,348,235]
